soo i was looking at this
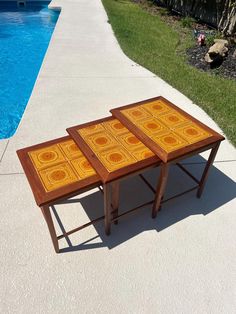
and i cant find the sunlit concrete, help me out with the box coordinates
[0,0,236,313]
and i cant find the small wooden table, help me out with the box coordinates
[67,116,161,235]
[110,96,225,218]
[17,136,103,253]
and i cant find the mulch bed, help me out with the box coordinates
[133,0,236,81]
[186,44,236,80]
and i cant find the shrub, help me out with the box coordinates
[206,32,223,46]
[181,16,195,28]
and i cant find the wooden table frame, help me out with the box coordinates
[151,141,221,218]
[17,135,159,252]
[17,95,224,253]
[110,96,225,163]
[17,136,104,253]
[67,117,161,235]
[67,115,221,237]
[111,96,225,219]
[67,117,160,183]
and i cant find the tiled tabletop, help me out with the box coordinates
[67,117,160,183]
[17,136,101,206]
[111,96,224,162]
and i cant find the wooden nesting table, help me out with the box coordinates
[110,96,225,218]
[67,116,161,235]
[17,96,225,253]
[17,136,102,253]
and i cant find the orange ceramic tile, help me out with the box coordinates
[29,139,98,193]
[70,156,96,179]
[175,122,212,144]
[152,132,188,153]
[103,119,128,135]
[132,147,155,161]
[59,139,83,160]
[136,117,169,137]
[158,110,189,129]
[38,162,79,192]
[82,131,118,152]
[76,119,158,173]
[122,106,151,122]
[78,123,105,137]
[29,144,66,171]
[110,97,220,162]
[118,131,145,151]
[96,147,136,172]
[142,100,171,116]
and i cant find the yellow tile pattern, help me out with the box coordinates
[82,131,117,153]
[79,124,104,137]
[174,122,211,144]
[152,132,189,153]
[121,99,212,154]
[39,163,78,192]
[143,100,171,116]
[70,156,96,179]
[78,119,155,173]
[59,139,83,159]
[103,119,128,136]
[97,147,135,172]
[28,139,96,192]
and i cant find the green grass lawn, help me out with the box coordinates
[102,0,236,146]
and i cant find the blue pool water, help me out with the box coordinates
[0,1,59,139]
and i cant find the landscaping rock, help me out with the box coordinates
[233,49,236,59]
[187,44,236,80]
[214,39,228,45]
[205,39,228,64]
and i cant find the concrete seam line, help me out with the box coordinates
[0,140,10,164]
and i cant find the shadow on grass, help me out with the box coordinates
[52,154,236,253]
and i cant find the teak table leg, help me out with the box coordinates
[40,205,59,253]
[152,163,170,218]
[111,181,120,225]
[197,142,220,198]
[103,183,111,235]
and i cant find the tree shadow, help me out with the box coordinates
[53,154,236,253]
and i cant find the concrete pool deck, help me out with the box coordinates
[0,0,236,313]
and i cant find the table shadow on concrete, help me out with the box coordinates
[53,155,236,253]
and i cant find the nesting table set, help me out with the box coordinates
[17,97,224,253]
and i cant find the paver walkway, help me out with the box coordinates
[0,0,236,313]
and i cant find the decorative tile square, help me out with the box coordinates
[29,144,66,170]
[97,147,136,172]
[78,124,105,137]
[103,119,128,135]
[117,131,145,151]
[70,156,96,179]
[59,139,83,160]
[122,106,151,122]
[39,162,78,192]
[152,132,188,152]
[83,131,118,152]
[137,117,169,136]
[158,111,189,129]
[175,122,212,144]
[132,147,155,161]
[142,100,171,116]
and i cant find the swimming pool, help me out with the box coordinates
[0,1,59,139]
